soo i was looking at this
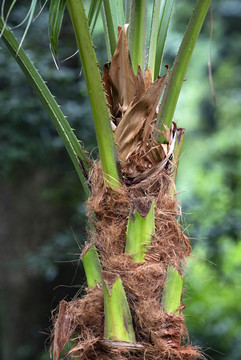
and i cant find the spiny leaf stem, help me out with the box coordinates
[156,0,211,143]
[67,0,121,189]
[0,16,90,198]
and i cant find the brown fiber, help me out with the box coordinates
[51,161,202,359]
[51,25,203,360]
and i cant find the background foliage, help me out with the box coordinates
[0,1,240,359]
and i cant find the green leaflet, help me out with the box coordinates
[125,201,155,262]
[48,0,67,57]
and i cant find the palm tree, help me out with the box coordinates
[0,0,211,358]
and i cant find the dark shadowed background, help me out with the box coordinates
[0,1,241,359]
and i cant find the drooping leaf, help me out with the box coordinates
[48,0,67,57]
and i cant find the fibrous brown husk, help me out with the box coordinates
[51,161,202,360]
[51,25,203,360]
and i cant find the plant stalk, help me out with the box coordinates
[67,0,121,189]
[128,0,147,74]
[156,0,211,142]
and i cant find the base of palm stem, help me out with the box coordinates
[51,161,202,360]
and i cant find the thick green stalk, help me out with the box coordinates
[0,17,90,198]
[67,0,121,189]
[102,0,125,59]
[103,277,136,342]
[128,0,147,74]
[154,0,174,79]
[82,245,103,288]
[125,201,155,262]
[156,0,211,142]
[161,265,183,314]
[148,0,162,79]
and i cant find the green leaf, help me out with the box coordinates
[125,201,155,262]
[48,0,67,57]
[2,0,39,51]
[103,277,136,342]
[82,245,103,288]
[161,266,183,314]
[154,0,174,79]
[101,0,125,59]
[156,0,212,142]
[0,16,90,198]
[128,0,148,74]
[147,0,162,78]
[67,0,121,189]
[88,0,102,33]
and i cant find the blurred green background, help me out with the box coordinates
[0,1,240,359]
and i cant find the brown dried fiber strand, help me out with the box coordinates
[51,159,203,360]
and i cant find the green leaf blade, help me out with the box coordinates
[48,0,67,57]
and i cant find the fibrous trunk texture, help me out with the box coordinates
[51,26,203,360]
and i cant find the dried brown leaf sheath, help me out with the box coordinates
[114,73,168,162]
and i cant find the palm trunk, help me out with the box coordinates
[0,0,211,359]
[51,20,206,359]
